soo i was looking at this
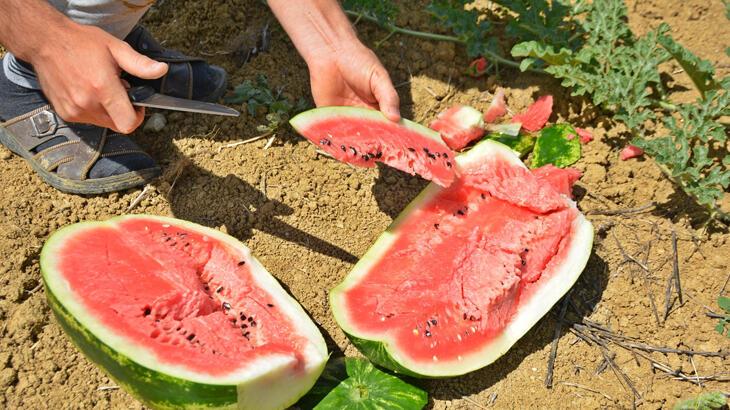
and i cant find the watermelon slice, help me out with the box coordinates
[429,105,485,151]
[330,140,593,377]
[290,107,457,187]
[513,95,553,132]
[40,215,328,409]
[620,144,644,160]
[483,88,507,123]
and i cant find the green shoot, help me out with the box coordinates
[715,296,730,338]
[673,391,728,410]
[225,74,308,133]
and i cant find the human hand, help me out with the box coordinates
[308,43,400,121]
[30,22,168,133]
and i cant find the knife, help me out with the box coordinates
[128,86,240,117]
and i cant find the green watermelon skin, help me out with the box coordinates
[40,215,328,410]
[330,140,594,378]
[47,288,238,409]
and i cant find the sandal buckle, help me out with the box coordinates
[31,111,58,137]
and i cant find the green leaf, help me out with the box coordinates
[493,0,582,50]
[427,1,496,58]
[719,296,730,313]
[485,133,535,158]
[511,41,575,67]
[312,358,427,410]
[673,391,728,410]
[658,33,719,98]
[531,124,581,168]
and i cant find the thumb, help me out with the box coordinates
[371,68,401,122]
[110,42,168,80]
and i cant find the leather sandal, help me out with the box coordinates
[123,25,228,102]
[0,106,160,194]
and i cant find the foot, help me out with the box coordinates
[0,62,160,194]
[123,25,228,102]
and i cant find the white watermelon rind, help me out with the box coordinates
[40,215,328,410]
[330,140,594,378]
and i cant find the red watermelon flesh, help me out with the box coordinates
[483,88,507,123]
[331,140,593,377]
[290,107,457,187]
[55,217,315,376]
[512,95,553,132]
[531,165,582,198]
[430,105,485,151]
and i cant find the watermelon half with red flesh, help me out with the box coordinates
[330,140,593,377]
[40,215,328,409]
[290,107,457,187]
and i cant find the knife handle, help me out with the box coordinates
[128,86,155,103]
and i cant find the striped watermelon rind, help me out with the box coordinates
[330,140,594,378]
[40,215,328,410]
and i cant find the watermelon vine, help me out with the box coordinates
[343,0,730,225]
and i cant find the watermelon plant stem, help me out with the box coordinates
[344,10,542,73]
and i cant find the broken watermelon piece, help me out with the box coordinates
[330,140,593,377]
[620,144,644,160]
[430,105,485,151]
[483,88,507,123]
[575,127,593,143]
[291,107,457,187]
[466,57,488,77]
[512,95,553,132]
[41,215,328,410]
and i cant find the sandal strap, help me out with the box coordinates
[160,61,195,99]
[2,107,112,180]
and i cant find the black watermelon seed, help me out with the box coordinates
[350,147,357,155]
[408,147,416,152]
[430,319,438,326]
[524,248,529,252]
[446,162,452,168]
[521,258,526,266]
[222,302,231,310]
[250,321,257,327]
[340,145,346,151]
[238,261,246,266]
[187,333,195,341]
[241,323,248,329]
[216,286,224,293]
[376,152,383,159]
[362,154,369,161]
[434,223,440,229]
[267,303,274,308]
[481,193,486,199]
[456,209,465,216]
[442,153,448,158]
[143,308,151,316]
[319,138,329,145]
[425,329,432,337]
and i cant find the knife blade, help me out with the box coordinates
[128,86,240,117]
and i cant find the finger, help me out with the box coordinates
[370,68,401,122]
[102,79,143,134]
[110,42,168,80]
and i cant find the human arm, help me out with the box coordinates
[268,0,400,121]
[0,0,168,133]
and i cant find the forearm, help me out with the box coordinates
[267,0,360,65]
[0,0,72,62]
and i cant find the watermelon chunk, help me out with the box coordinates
[620,144,644,160]
[290,107,457,187]
[575,127,593,143]
[430,105,485,151]
[330,140,593,377]
[41,215,328,409]
[483,88,507,123]
[513,95,553,132]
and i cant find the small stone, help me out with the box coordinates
[143,113,167,133]
[0,148,11,160]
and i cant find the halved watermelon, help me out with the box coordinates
[429,105,485,151]
[40,215,328,409]
[330,140,593,377]
[290,107,457,187]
